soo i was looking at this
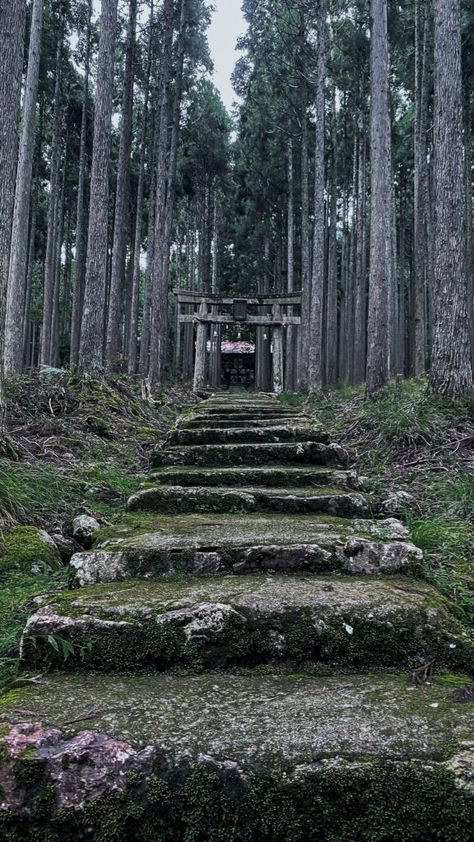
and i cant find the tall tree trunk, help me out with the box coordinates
[412,0,429,376]
[0,0,26,427]
[148,0,174,391]
[40,35,64,366]
[128,1,154,376]
[308,0,326,394]
[78,0,118,376]
[366,0,391,395]
[326,86,338,384]
[430,0,472,396]
[70,0,92,368]
[464,90,473,366]
[139,95,159,378]
[4,0,43,377]
[159,0,187,349]
[49,141,67,366]
[285,136,296,391]
[106,0,137,369]
[353,125,367,383]
[298,94,311,389]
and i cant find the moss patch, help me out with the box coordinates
[0,527,62,575]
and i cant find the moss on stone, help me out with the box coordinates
[0,527,62,574]
[20,576,474,674]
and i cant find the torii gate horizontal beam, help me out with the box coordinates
[179,314,301,326]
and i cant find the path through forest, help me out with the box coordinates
[1,394,474,837]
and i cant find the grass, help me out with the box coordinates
[296,377,474,626]
[0,374,190,686]
[0,570,68,686]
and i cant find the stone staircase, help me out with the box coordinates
[1,394,474,840]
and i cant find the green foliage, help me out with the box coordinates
[0,460,79,523]
[0,571,67,686]
[427,565,474,626]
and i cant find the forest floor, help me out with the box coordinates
[0,372,196,684]
[0,374,472,687]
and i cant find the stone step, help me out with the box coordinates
[179,416,312,430]
[149,465,359,489]
[127,485,369,517]
[185,409,306,422]
[168,426,328,446]
[152,441,347,468]
[1,672,473,838]
[70,513,422,584]
[21,574,469,674]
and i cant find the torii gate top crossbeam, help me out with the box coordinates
[174,289,302,327]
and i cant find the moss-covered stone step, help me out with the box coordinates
[126,485,369,517]
[1,672,474,840]
[20,574,471,674]
[152,441,346,468]
[70,513,422,584]
[167,425,328,446]
[149,465,359,489]
[179,415,312,429]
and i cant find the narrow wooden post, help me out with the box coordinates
[209,316,221,387]
[174,295,181,377]
[272,303,284,394]
[182,303,194,380]
[193,299,207,391]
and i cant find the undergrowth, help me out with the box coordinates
[0,372,193,685]
[0,570,68,686]
[284,377,474,625]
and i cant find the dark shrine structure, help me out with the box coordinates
[174,290,302,392]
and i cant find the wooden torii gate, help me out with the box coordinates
[174,289,302,393]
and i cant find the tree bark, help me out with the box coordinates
[284,136,296,391]
[308,0,326,394]
[366,0,391,395]
[353,125,367,383]
[4,0,43,377]
[40,34,64,366]
[298,94,311,389]
[128,1,154,376]
[326,86,338,385]
[430,0,472,396]
[106,0,137,369]
[78,0,118,376]
[412,0,429,377]
[70,0,92,368]
[148,0,174,391]
[0,0,26,428]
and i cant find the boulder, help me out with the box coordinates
[72,515,100,548]
[0,526,62,574]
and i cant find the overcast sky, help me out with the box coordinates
[91,1,246,113]
[208,0,246,112]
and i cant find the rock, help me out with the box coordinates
[19,575,473,674]
[0,673,474,837]
[340,536,423,574]
[351,517,411,542]
[445,743,474,794]
[383,490,417,514]
[70,551,128,586]
[151,441,347,469]
[126,485,368,518]
[0,526,62,574]
[51,534,81,562]
[72,515,100,548]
